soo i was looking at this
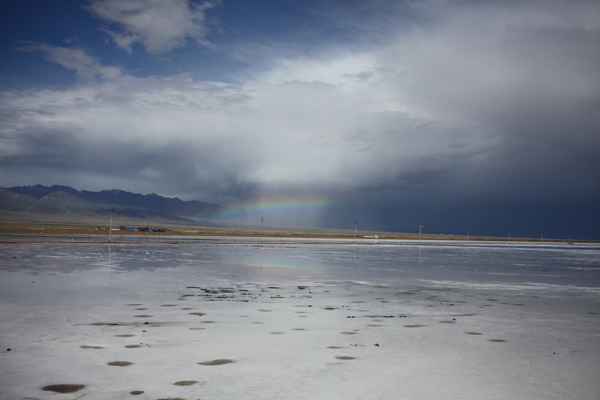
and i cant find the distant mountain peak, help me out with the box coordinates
[2,184,221,222]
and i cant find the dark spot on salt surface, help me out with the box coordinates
[80,345,103,349]
[116,334,135,337]
[198,359,235,365]
[127,304,142,306]
[174,380,198,386]
[465,332,482,335]
[134,315,152,318]
[135,308,147,310]
[340,332,357,335]
[161,304,177,307]
[108,361,133,366]
[258,309,272,312]
[292,328,306,331]
[489,339,507,342]
[269,332,284,334]
[439,320,456,323]
[327,346,344,349]
[189,312,206,316]
[130,390,144,395]
[202,320,216,323]
[181,308,194,310]
[367,324,383,327]
[157,398,185,400]
[336,356,357,360]
[125,345,141,348]
[42,384,85,393]
[189,327,206,330]
[404,324,427,328]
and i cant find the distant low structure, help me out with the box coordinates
[119,226,172,232]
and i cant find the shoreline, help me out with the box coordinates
[0,222,594,243]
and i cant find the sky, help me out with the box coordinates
[0,0,599,238]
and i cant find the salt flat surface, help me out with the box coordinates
[1,235,599,400]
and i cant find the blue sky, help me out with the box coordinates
[1,0,599,238]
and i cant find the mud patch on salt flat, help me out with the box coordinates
[404,324,427,328]
[198,359,235,365]
[129,390,144,395]
[107,361,133,366]
[42,384,85,393]
[174,380,198,386]
[465,332,483,335]
[80,345,103,349]
[489,339,507,342]
[336,356,357,360]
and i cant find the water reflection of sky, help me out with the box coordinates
[1,236,599,289]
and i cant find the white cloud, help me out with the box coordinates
[17,42,121,81]
[87,0,219,54]
[2,0,599,210]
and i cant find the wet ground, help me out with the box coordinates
[1,235,599,399]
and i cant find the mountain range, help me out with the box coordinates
[0,184,222,225]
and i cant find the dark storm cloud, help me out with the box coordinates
[0,0,598,236]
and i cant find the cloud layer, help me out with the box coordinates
[87,0,219,53]
[1,0,599,236]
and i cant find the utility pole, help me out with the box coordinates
[354,220,358,243]
[418,225,424,242]
[108,207,114,243]
[258,217,265,244]
[466,228,470,244]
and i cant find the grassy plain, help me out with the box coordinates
[0,221,591,243]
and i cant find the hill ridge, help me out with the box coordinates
[1,184,222,225]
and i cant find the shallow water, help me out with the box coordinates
[1,235,599,399]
